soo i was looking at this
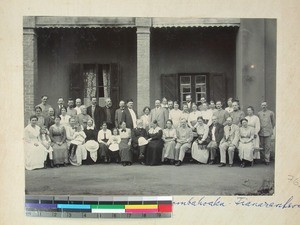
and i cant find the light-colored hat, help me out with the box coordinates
[138,137,148,146]
[84,140,99,152]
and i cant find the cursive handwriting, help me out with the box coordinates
[287,175,300,188]
[173,196,300,209]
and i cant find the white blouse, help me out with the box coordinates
[97,129,112,143]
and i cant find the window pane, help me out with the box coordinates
[196,75,206,84]
[180,76,191,84]
[83,71,97,98]
[182,87,191,93]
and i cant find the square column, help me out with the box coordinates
[136,18,151,115]
[23,17,38,125]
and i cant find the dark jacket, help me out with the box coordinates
[131,127,148,148]
[87,105,102,131]
[208,123,224,144]
[100,106,114,129]
[122,107,138,129]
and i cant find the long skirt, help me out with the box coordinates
[253,134,260,159]
[119,138,132,162]
[238,141,254,162]
[191,141,209,164]
[161,140,175,161]
[52,142,68,165]
[24,143,46,170]
[98,143,109,160]
[145,140,164,165]
[69,145,87,166]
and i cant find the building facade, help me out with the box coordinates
[23,17,276,122]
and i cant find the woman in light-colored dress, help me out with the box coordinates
[200,103,213,126]
[49,116,68,167]
[59,107,71,127]
[169,101,182,129]
[28,106,45,128]
[191,116,210,164]
[188,103,201,130]
[225,97,234,113]
[39,126,54,168]
[140,106,151,131]
[180,104,190,123]
[97,122,112,163]
[118,121,133,166]
[238,118,255,167]
[162,119,177,164]
[24,115,47,170]
[245,106,261,160]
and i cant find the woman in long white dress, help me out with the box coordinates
[169,101,182,129]
[24,115,47,170]
[238,118,255,167]
[191,116,210,164]
[245,106,261,160]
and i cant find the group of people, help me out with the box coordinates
[24,95,275,170]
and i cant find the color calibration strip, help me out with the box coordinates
[25,195,172,218]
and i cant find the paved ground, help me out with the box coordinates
[25,161,274,196]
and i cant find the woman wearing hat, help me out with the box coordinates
[83,119,99,165]
[145,120,164,166]
[238,118,255,168]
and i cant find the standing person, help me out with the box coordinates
[169,101,182,129]
[31,106,45,128]
[167,100,174,111]
[245,106,261,160]
[213,101,230,126]
[185,95,193,112]
[24,115,48,170]
[161,97,168,109]
[200,103,213,126]
[219,117,240,167]
[82,119,99,165]
[66,98,77,118]
[76,105,92,127]
[55,97,66,116]
[49,116,68,167]
[140,106,151,131]
[191,117,210,164]
[238,118,255,167]
[122,99,138,129]
[198,97,207,111]
[149,100,169,129]
[180,104,190,122]
[162,119,177,165]
[230,101,245,125]
[258,101,275,165]
[87,97,102,131]
[115,100,125,129]
[188,103,201,130]
[100,98,114,130]
[174,118,193,166]
[225,98,234,113]
[207,116,224,164]
[118,121,133,166]
[36,95,52,118]
[145,120,164,166]
[59,107,71,127]
[74,98,82,115]
[39,126,54,168]
[209,100,217,114]
[97,122,112,163]
[44,107,56,129]
[107,128,121,163]
[131,119,148,164]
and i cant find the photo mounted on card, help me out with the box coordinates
[23,16,276,218]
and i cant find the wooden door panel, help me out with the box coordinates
[161,74,179,102]
[209,73,226,103]
[69,63,84,100]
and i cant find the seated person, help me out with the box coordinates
[131,119,148,165]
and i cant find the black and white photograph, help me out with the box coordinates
[23,16,276,196]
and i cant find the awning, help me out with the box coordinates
[152,18,240,28]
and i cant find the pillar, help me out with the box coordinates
[236,19,266,111]
[23,16,38,125]
[136,18,151,115]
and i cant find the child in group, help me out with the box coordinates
[107,128,121,163]
[69,125,86,158]
[39,126,54,168]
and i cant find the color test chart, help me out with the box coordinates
[25,195,173,218]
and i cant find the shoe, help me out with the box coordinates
[175,161,182,166]
[50,160,54,168]
[63,162,68,167]
[140,161,145,165]
[44,161,47,169]
[218,163,226,167]
[138,154,145,160]
[116,158,120,163]
[104,157,108,163]
[127,162,132,166]
[122,162,126,166]
[265,162,270,166]
[169,159,175,165]
[240,162,245,168]
[229,164,233,167]
[56,165,60,168]
[209,161,214,165]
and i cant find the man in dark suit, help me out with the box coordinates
[207,115,224,164]
[185,95,194,112]
[122,99,138,129]
[100,98,114,130]
[131,119,148,164]
[87,97,102,131]
[55,97,66,116]
[114,100,125,128]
